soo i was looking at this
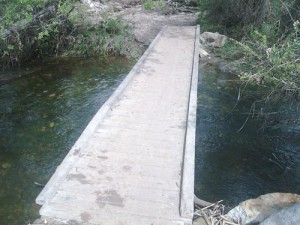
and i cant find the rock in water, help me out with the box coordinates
[226,193,300,224]
[259,203,300,225]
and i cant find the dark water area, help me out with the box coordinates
[0,57,132,225]
[195,63,300,207]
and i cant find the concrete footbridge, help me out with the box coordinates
[35,25,200,225]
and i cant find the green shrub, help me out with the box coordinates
[199,0,300,126]
[0,0,76,68]
[237,26,299,94]
[67,17,138,58]
[0,0,138,68]
[197,0,299,35]
[142,0,166,11]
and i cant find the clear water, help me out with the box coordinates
[1,58,300,225]
[0,57,132,225]
[195,63,300,207]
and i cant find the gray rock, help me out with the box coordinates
[201,32,227,47]
[111,2,123,11]
[80,0,107,8]
[226,193,300,225]
[260,203,300,225]
[193,217,207,225]
[80,0,92,5]
[199,48,209,58]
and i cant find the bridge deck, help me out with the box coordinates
[36,26,199,225]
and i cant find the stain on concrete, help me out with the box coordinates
[80,212,92,223]
[123,165,131,171]
[73,148,80,156]
[68,220,81,225]
[106,176,113,181]
[178,121,187,129]
[88,165,96,169]
[97,156,108,160]
[67,173,90,185]
[95,189,124,208]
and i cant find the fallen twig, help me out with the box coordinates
[194,200,239,225]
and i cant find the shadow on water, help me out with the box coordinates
[0,57,133,225]
[195,63,300,207]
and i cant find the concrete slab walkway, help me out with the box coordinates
[36,25,199,225]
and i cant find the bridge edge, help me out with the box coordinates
[180,24,200,220]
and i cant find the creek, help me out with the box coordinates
[195,63,300,207]
[0,57,132,225]
[0,58,299,225]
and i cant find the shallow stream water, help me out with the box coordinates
[0,58,299,224]
[0,57,132,225]
[195,63,300,207]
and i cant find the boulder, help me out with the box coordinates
[226,193,300,224]
[111,2,123,11]
[201,32,227,47]
[260,203,300,225]
[199,48,209,58]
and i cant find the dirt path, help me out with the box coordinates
[113,5,198,45]
[84,1,199,45]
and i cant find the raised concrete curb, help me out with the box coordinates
[36,26,168,206]
[180,25,200,219]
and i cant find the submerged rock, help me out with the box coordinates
[226,193,300,225]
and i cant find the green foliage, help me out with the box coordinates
[142,0,166,11]
[239,25,299,93]
[199,0,300,125]
[0,0,76,68]
[213,23,299,105]
[68,17,138,58]
[0,0,138,68]
[0,0,49,27]
[197,0,299,36]
[214,20,300,101]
